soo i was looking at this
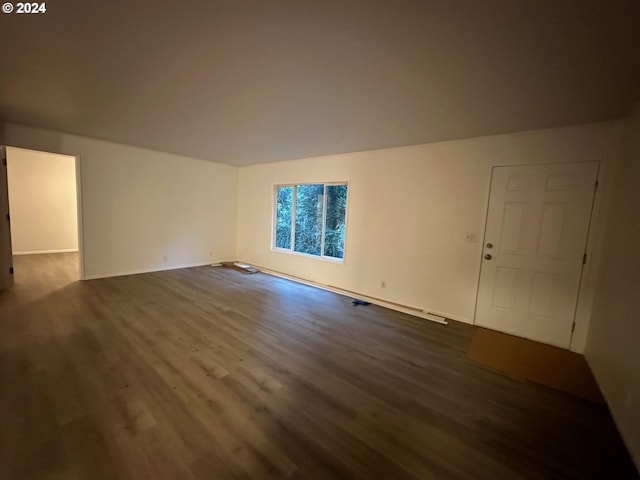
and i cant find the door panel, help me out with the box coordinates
[499,202,527,253]
[537,202,568,258]
[0,146,13,291]
[476,162,598,348]
[491,267,519,310]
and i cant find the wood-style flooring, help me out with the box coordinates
[0,253,637,479]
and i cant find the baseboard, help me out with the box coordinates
[83,260,218,280]
[13,248,79,255]
[251,264,470,325]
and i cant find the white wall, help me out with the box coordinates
[586,104,640,469]
[6,147,78,255]
[1,120,624,353]
[2,123,237,279]
[237,122,622,352]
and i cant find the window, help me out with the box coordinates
[274,183,348,260]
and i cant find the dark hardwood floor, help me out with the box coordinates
[0,253,637,479]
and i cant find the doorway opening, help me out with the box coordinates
[4,146,83,285]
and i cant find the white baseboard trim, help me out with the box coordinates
[13,248,79,255]
[423,308,470,324]
[83,260,219,280]
[251,264,470,325]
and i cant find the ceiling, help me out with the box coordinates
[1,0,639,166]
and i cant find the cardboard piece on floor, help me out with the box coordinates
[221,261,260,274]
[467,328,605,404]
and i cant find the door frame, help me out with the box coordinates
[0,146,13,290]
[2,145,85,280]
[473,160,602,352]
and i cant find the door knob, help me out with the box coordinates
[484,253,492,260]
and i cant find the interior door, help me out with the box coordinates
[475,162,598,348]
[0,146,14,291]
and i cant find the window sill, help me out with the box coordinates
[271,247,345,265]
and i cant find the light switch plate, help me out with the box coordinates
[465,232,478,242]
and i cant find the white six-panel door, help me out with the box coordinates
[475,162,598,348]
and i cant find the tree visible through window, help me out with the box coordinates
[274,183,348,259]
[275,186,293,249]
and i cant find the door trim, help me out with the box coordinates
[0,145,14,291]
[75,154,85,280]
[566,162,600,347]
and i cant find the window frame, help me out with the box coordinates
[272,182,349,263]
